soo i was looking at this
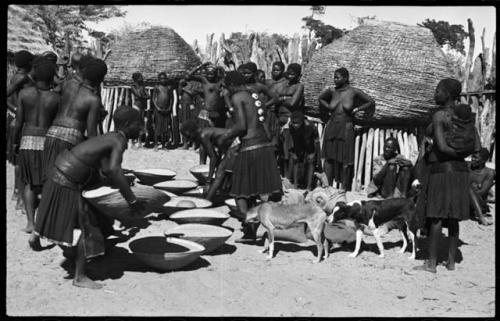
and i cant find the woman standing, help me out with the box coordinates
[413,78,481,273]
[318,67,375,190]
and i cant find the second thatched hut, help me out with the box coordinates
[302,20,455,126]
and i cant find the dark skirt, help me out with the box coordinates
[42,137,75,182]
[230,145,282,199]
[154,110,171,135]
[279,128,293,160]
[34,176,80,247]
[425,167,470,221]
[180,101,194,124]
[322,120,355,165]
[18,150,44,186]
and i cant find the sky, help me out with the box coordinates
[87,5,496,57]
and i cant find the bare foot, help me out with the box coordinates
[72,276,104,290]
[479,217,493,226]
[412,264,437,274]
[21,225,34,234]
[15,200,24,211]
[444,261,455,271]
[28,235,43,251]
[11,191,18,201]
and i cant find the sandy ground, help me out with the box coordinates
[6,148,496,317]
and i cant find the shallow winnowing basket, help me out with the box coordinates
[302,20,456,126]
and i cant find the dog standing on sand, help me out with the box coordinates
[245,202,329,263]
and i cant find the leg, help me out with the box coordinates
[305,154,315,191]
[73,235,104,289]
[199,145,207,165]
[413,218,440,273]
[260,231,269,253]
[399,229,409,253]
[21,184,36,233]
[341,164,353,191]
[372,228,385,258]
[349,229,364,257]
[469,186,492,225]
[15,166,25,211]
[381,164,398,198]
[234,198,257,243]
[395,166,412,197]
[446,219,459,271]
[290,157,298,187]
[28,232,42,251]
[206,170,226,201]
[324,159,334,186]
[267,229,275,259]
[308,222,325,263]
[407,229,416,260]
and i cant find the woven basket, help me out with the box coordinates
[105,26,202,85]
[302,20,455,126]
[165,224,232,254]
[129,236,205,271]
[82,185,170,221]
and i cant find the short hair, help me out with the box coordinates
[243,62,258,73]
[132,72,143,82]
[70,52,83,69]
[14,50,34,69]
[32,56,56,83]
[385,137,400,153]
[158,72,167,79]
[180,119,199,136]
[236,64,245,73]
[41,51,58,63]
[272,61,285,70]
[335,67,350,84]
[113,105,141,129]
[290,111,305,123]
[256,69,266,77]
[224,71,246,87]
[477,147,490,161]
[287,63,302,75]
[82,58,108,85]
[455,103,472,120]
[437,78,462,100]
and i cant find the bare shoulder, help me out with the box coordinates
[432,109,449,123]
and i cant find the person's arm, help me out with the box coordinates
[201,133,219,183]
[476,169,496,197]
[352,88,375,114]
[13,92,26,150]
[432,111,458,157]
[318,89,332,122]
[259,84,278,108]
[217,95,247,146]
[280,83,304,109]
[86,97,100,138]
[6,74,27,97]
[103,140,138,204]
[372,157,389,186]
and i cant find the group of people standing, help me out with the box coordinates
[6,46,495,290]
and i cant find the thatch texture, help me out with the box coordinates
[105,27,201,86]
[7,5,53,54]
[302,20,455,126]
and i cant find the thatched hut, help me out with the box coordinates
[105,26,202,86]
[100,26,202,132]
[302,20,455,126]
[302,20,456,192]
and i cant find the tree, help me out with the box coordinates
[302,6,343,47]
[418,19,469,55]
[18,5,125,54]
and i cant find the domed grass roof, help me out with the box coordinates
[302,20,455,126]
[105,26,202,86]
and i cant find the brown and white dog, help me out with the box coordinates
[327,198,417,259]
[245,202,329,262]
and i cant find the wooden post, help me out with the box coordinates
[463,19,475,92]
[402,131,410,159]
[379,129,385,156]
[364,128,375,192]
[491,32,496,85]
[124,88,130,106]
[352,133,361,191]
[356,131,367,192]
[396,130,405,159]
[373,128,380,159]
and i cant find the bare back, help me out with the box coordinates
[231,90,266,141]
[202,80,225,112]
[55,81,100,135]
[18,87,59,129]
[70,132,126,172]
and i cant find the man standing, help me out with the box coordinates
[131,72,151,148]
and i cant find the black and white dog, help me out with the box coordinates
[327,198,417,259]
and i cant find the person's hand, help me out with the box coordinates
[396,158,412,167]
[387,158,398,165]
[129,200,147,215]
